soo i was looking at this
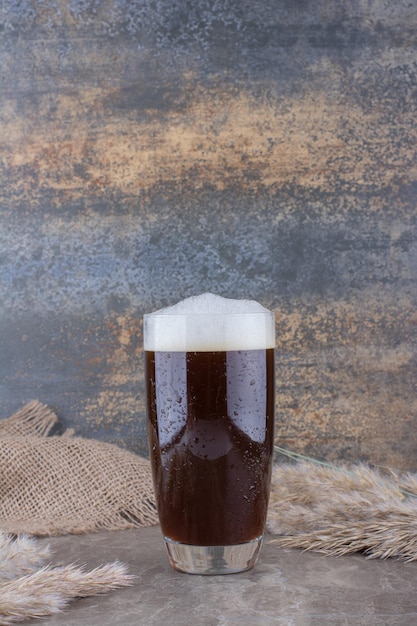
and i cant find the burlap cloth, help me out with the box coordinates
[0,401,158,536]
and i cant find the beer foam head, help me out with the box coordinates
[144,293,275,351]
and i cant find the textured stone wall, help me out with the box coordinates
[1,1,416,468]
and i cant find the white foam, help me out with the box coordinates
[144,293,275,351]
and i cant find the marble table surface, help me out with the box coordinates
[25,525,417,625]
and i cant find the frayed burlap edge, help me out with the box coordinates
[0,400,60,438]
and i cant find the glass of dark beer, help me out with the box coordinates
[144,293,275,574]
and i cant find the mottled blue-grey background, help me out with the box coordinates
[1,0,416,469]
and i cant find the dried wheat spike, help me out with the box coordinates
[0,534,50,582]
[0,561,134,624]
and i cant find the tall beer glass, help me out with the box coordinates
[144,294,275,575]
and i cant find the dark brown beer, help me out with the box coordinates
[146,349,275,546]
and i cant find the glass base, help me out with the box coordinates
[164,536,263,575]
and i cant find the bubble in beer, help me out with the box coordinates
[144,293,275,352]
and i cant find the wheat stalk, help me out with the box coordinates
[0,534,134,625]
[274,446,417,498]
[0,534,50,582]
[268,448,417,560]
[0,562,134,624]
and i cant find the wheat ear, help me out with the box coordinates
[0,561,134,624]
[0,534,50,582]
